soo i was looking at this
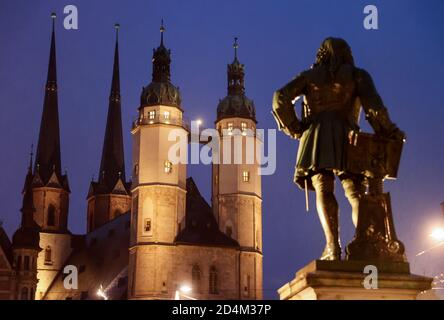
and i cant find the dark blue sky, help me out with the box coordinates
[1,0,443,299]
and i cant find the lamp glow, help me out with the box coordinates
[180,285,192,293]
[97,284,108,300]
[430,228,444,241]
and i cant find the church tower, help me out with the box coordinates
[212,38,263,299]
[32,14,70,232]
[12,157,42,300]
[87,25,131,232]
[31,14,73,299]
[128,22,188,299]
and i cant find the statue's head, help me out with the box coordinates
[314,37,355,73]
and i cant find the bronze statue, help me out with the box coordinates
[273,38,406,261]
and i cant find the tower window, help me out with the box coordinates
[24,256,30,271]
[44,246,52,265]
[144,218,152,232]
[227,122,234,135]
[192,265,202,293]
[209,266,218,294]
[164,161,173,174]
[16,255,22,270]
[164,111,170,121]
[148,110,156,120]
[47,205,56,227]
[241,122,247,135]
[242,171,250,182]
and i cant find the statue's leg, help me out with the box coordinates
[340,174,366,228]
[311,171,341,260]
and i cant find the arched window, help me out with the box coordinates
[45,246,52,264]
[47,205,56,227]
[209,266,218,294]
[21,287,28,300]
[192,265,201,292]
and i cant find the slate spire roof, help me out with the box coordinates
[34,13,63,184]
[90,25,130,196]
[12,160,41,250]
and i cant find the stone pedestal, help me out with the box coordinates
[278,260,433,300]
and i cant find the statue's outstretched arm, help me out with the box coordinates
[356,68,405,140]
[272,72,307,138]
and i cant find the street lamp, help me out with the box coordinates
[430,228,444,241]
[174,284,196,300]
[97,284,108,300]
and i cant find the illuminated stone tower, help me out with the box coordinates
[212,38,263,299]
[87,25,131,232]
[128,22,188,299]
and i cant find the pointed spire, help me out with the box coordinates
[217,37,256,122]
[151,20,171,82]
[227,37,245,95]
[98,24,126,190]
[110,24,120,102]
[28,144,34,173]
[34,13,62,183]
[47,13,57,85]
[13,159,41,249]
[160,19,165,47]
[233,37,239,62]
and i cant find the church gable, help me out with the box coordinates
[112,179,129,195]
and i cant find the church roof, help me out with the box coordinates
[0,226,12,266]
[175,178,239,247]
[43,213,130,300]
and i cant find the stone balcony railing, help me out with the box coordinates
[132,114,190,131]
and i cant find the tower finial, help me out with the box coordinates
[233,37,239,61]
[114,23,120,42]
[51,12,56,31]
[29,143,34,171]
[160,19,165,46]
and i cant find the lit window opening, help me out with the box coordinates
[164,161,173,174]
